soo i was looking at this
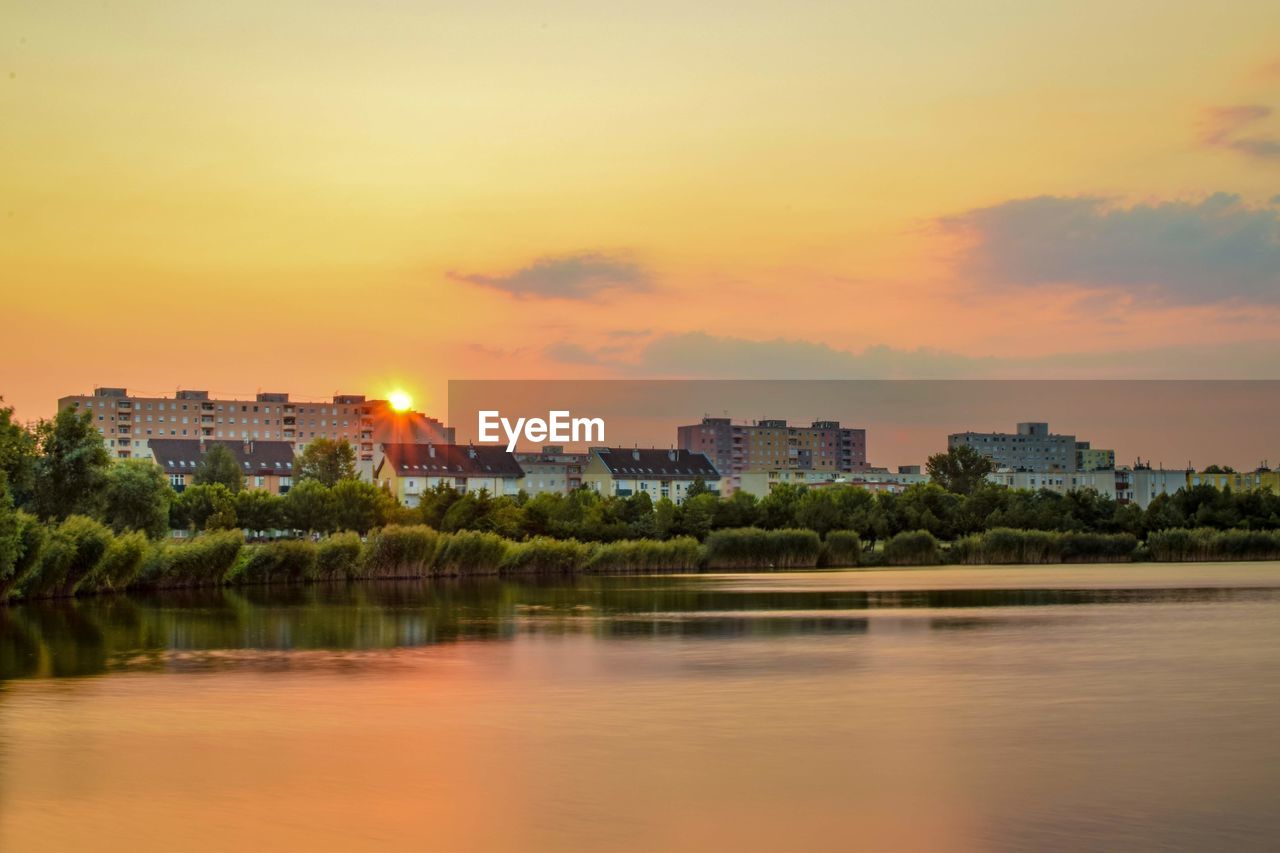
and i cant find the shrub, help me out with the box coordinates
[821,530,862,567]
[434,530,510,576]
[360,525,438,578]
[584,537,703,573]
[226,539,317,585]
[19,515,112,598]
[500,537,590,575]
[703,527,822,570]
[315,532,363,581]
[883,530,940,566]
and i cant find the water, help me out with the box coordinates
[3,564,1280,852]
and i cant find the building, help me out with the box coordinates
[58,387,452,472]
[374,443,524,506]
[677,417,867,493]
[1190,468,1280,494]
[949,421,1078,473]
[514,446,588,495]
[1076,442,1116,471]
[582,447,720,504]
[149,439,295,494]
[985,465,1193,509]
[1131,466,1196,506]
[737,466,929,497]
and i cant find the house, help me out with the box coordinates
[149,439,295,494]
[375,443,525,505]
[582,447,720,504]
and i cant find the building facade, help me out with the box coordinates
[582,447,720,504]
[1076,442,1116,472]
[949,421,1078,473]
[148,439,295,494]
[985,466,1193,509]
[1190,469,1280,494]
[375,443,524,506]
[737,467,929,498]
[677,417,867,493]
[59,387,452,471]
[514,446,588,495]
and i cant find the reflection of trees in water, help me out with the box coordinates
[1,579,1273,679]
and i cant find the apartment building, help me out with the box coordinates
[58,387,452,472]
[949,421,1078,473]
[677,417,867,493]
[738,466,929,498]
[1190,468,1280,493]
[374,443,524,506]
[986,466,1193,509]
[582,447,720,504]
[149,439,295,495]
[514,446,588,495]
[1076,442,1117,472]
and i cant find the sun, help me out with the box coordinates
[388,390,413,412]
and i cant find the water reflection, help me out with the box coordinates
[4,568,1279,680]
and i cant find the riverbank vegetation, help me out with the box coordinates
[5,404,1280,602]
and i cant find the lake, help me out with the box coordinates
[3,563,1280,852]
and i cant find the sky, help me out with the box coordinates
[2,0,1279,425]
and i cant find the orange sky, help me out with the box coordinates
[2,1,1279,422]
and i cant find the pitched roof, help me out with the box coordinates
[379,443,524,478]
[592,447,719,479]
[149,439,294,476]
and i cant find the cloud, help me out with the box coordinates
[1198,105,1280,161]
[544,331,1280,380]
[449,251,651,300]
[939,193,1280,304]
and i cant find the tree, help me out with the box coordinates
[676,492,719,539]
[330,479,393,534]
[1202,464,1235,474]
[295,438,358,487]
[926,445,997,496]
[31,407,111,520]
[235,489,284,534]
[193,444,244,493]
[0,400,37,508]
[102,459,173,538]
[284,479,335,533]
[174,483,238,531]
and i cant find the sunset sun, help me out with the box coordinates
[388,390,412,412]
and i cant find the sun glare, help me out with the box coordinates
[388,390,412,412]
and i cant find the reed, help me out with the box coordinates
[315,532,363,581]
[226,539,317,585]
[949,528,1137,565]
[19,515,112,599]
[137,530,245,588]
[703,528,822,570]
[821,530,862,567]
[81,530,148,593]
[883,530,941,566]
[360,525,439,578]
[583,537,703,573]
[433,530,510,576]
[500,536,591,574]
[1145,528,1280,562]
